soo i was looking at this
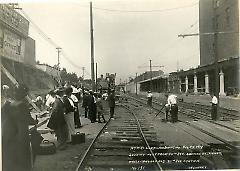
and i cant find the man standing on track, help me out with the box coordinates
[166,94,178,123]
[210,94,218,120]
[107,89,116,119]
[147,91,153,114]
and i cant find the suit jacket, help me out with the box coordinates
[2,100,33,171]
[107,93,115,107]
[62,95,75,114]
[47,97,66,130]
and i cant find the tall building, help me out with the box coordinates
[170,0,239,95]
[199,0,239,65]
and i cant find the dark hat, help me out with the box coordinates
[54,87,65,94]
[15,84,29,100]
[65,86,73,95]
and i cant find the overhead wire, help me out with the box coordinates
[20,8,84,69]
[91,3,198,13]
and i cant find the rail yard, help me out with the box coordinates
[1,1,240,171]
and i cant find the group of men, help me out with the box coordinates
[46,86,82,150]
[82,89,116,122]
[147,91,219,122]
[1,83,117,171]
[46,86,116,150]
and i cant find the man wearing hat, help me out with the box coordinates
[88,90,97,123]
[47,87,68,150]
[107,89,116,118]
[71,88,82,128]
[166,94,178,123]
[2,84,38,171]
[82,90,89,118]
[62,87,76,142]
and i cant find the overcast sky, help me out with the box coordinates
[18,0,199,83]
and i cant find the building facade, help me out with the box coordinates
[199,0,239,65]
[1,4,58,93]
[0,4,29,63]
[169,0,240,96]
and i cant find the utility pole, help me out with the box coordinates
[135,73,138,95]
[149,60,153,91]
[138,60,164,92]
[90,1,95,91]
[96,63,98,91]
[178,29,224,120]
[56,47,62,70]
[82,67,85,80]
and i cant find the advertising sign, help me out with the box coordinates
[2,29,24,62]
[0,4,29,36]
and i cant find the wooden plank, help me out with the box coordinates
[1,64,41,113]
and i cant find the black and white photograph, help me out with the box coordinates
[0,0,240,170]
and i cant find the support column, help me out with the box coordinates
[205,72,209,94]
[179,78,182,93]
[185,76,188,93]
[194,73,198,94]
[219,69,226,96]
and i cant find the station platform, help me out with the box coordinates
[33,108,110,171]
[138,92,240,111]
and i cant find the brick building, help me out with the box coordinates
[169,0,239,96]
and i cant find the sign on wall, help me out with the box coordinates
[2,28,24,62]
[0,4,29,37]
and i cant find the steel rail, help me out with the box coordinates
[129,95,239,151]
[75,117,111,171]
[123,104,163,171]
[130,95,240,133]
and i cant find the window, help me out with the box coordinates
[225,7,230,27]
[215,15,220,30]
[214,0,220,8]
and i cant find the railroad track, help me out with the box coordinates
[75,103,163,171]
[127,95,240,169]
[130,95,240,133]
[74,99,240,170]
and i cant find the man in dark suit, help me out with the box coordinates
[107,89,116,118]
[88,90,97,123]
[2,84,38,171]
[47,88,68,150]
[82,90,89,118]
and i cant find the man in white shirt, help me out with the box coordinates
[147,91,153,114]
[166,94,178,122]
[211,94,218,120]
[45,90,56,111]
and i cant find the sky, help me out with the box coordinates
[17,0,199,84]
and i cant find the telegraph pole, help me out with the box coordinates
[150,59,153,91]
[135,73,138,95]
[56,47,62,70]
[82,67,85,80]
[178,31,223,120]
[90,2,95,91]
[96,63,98,91]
